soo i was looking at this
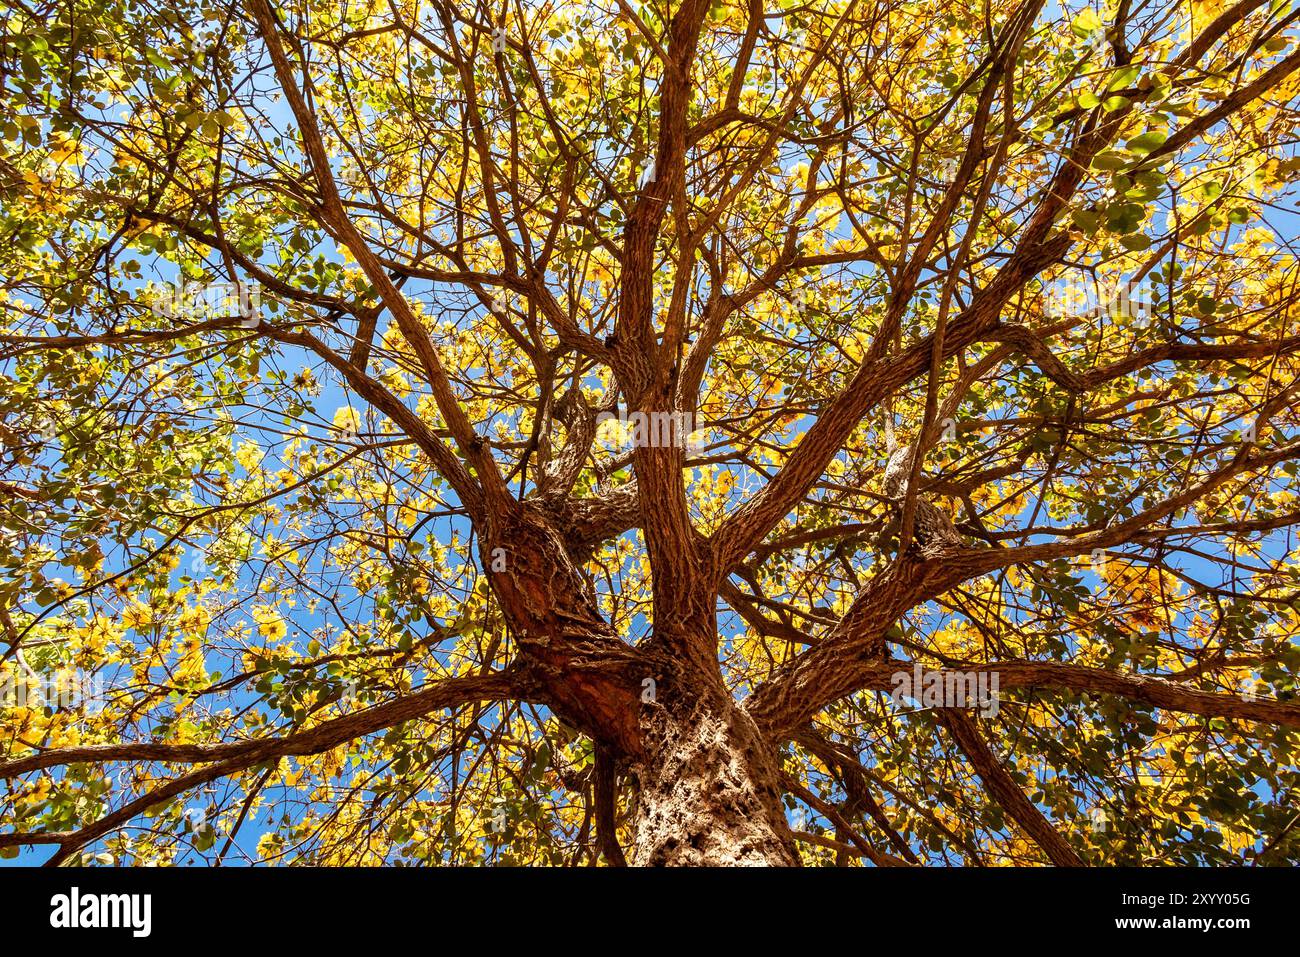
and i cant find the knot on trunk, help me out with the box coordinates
[880,442,963,557]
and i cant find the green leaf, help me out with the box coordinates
[1071,9,1103,39]
[1092,150,1128,171]
[1107,66,1140,91]
[1071,208,1101,233]
[1126,131,1167,155]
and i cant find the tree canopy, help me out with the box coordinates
[2,0,1300,865]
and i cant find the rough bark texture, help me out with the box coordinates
[481,504,647,758]
[629,692,798,866]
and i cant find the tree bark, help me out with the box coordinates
[628,688,797,866]
[481,502,799,865]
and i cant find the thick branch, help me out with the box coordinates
[938,710,1083,866]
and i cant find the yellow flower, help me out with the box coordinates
[252,606,287,641]
[48,133,84,166]
[257,832,284,860]
[332,407,361,434]
[177,602,211,635]
[121,602,151,632]
[75,616,120,656]
[235,440,263,472]
[174,634,208,683]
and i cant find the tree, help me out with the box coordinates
[1,0,1299,867]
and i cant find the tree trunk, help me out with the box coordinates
[628,692,798,866]
[488,506,799,865]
